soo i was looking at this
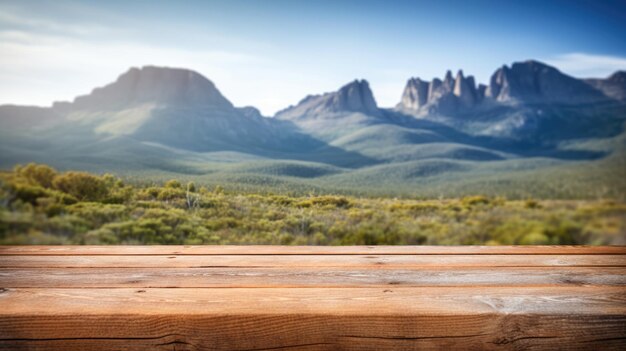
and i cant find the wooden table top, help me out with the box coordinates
[1,245,625,350]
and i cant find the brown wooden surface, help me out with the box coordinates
[3,254,625,268]
[1,246,625,350]
[2,245,624,255]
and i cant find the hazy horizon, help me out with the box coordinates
[1,0,625,115]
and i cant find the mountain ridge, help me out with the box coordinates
[397,60,621,117]
[1,59,625,198]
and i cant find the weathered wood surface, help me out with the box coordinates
[3,254,625,268]
[1,246,625,350]
[2,245,624,255]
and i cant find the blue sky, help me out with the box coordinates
[1,0,625,114]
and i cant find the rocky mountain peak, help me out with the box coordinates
[585,70,626,100]
[71,66,234,110]
[399,78,430,110]
[453,70,477,107]
[443,70,455,93]
[275,79,381,120]
[486,60,606,104]
[398,60,618,118]
[608,71,626,83]
[398,69,480,113]
[332,79,379,114]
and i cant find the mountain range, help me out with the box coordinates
[1,60,625,198]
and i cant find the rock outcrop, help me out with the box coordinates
[485,60,606,104]
[585,71,626,101]
[397,70,480,114]
[71,66,234,110]
[454,70,477,107]
[398,60,613,115]
[276,79,381,120]
[400,78,429,110]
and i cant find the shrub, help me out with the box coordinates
[66,203,127,227]
[52,172,108,202]
[165,179,182,189]
[157,187,186,201]
[297,196,351,208]
[11,183,48,205]
[15,163,57,188]
[525,199,541,209]
[1,163,624,246]
[461,195,490,207]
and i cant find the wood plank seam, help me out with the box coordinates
[1,246,625,350]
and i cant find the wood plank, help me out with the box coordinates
[2,314,625,351]
[1,287,625,350]
[1,287,624,316]
[1,246,624,350]
[1,314,624,351]
[2,254,625,268]
[2,267,626,288]
[2,245,625,255]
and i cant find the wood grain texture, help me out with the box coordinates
[2,245,625,255]
[2,267,626,288]
[2,254,626,268]
[1,245,625,350]
[2,287,626,315]
[2,314,624,351]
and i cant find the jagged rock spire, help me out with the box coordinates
[330,79,379,114]
[454,70,477,107]
[400,78,429,110]
[399,69,480,113]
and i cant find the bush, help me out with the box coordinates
[52,172,108,202]
[15,163,57,188]
[157,187,186,201]
[524,199,541,209]
[11,183,49,205]
[165,179,182,189]
[66,203,127,227]
[297,196,351,208]
[461,195,490,207]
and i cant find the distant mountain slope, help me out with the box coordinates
[1,60,625,198]
[55,66,303,152]
[585,71,626,101]
[274,79,388,141]
[0,105,64,131]
[0,66,370,168]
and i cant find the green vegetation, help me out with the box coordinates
[1,163,624,245]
